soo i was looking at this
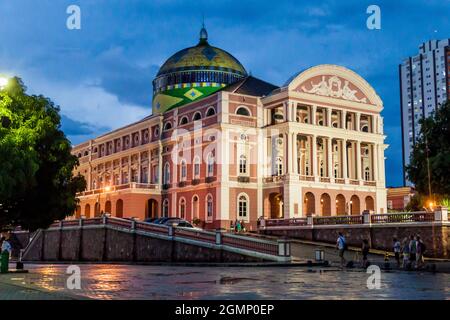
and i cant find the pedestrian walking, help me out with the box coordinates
[361,239,370,268]
[393,237,401,268]
[336,232,347,267]
[416,236,426,269]
[401,237,410,269]
[409,235,417,267]
[241,220,246,232]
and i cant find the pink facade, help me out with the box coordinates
[71,65,388,230]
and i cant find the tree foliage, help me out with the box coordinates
[0,77,86,230]
[405,100,450,200]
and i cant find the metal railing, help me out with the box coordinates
[262,209,446,229]
[371,211,434,223]
[265,218,308,227]
[314,215,363,225]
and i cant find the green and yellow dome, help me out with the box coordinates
[152,25,247,113]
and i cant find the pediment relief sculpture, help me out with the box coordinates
[300,75,367,103]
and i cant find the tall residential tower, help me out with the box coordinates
[399,39,450,185]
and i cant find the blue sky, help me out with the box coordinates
[0,0,449,187]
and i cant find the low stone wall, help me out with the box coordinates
[22,226,263,263]
[262,224,450,258]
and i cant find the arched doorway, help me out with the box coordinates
[350,195,360,215]
[269,193,283,219]
[105,201,112,214]
[365,196,374,211]
[320,193,331,216]
[116,199,123,218]
[336,194,346,215]
[75,206,81,219]
[303,192,315,215]
[192,195,199,219]
[146,199,158,218]
[84,204,91,218]
[94,202,101,217]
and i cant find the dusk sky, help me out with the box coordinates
[0,0,449,187]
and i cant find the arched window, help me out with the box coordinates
[206,107,216,117]
[206,194,213,219]
[207,153,214,176]
[276,157,283,176]
[162,199,169,217]
[180,159,187,181]
[365,167,371,181]
[361,125,369,132]
[193,156,200,178]
[239,155,247,175]
[238,194,249,220]
[163,122,172,131]
[163,162,170,184]
[179,198,186,219]
[179,116,188,125]
[192,112,202,121]
[236,106,251,116]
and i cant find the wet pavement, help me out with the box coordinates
[1,263,448,300]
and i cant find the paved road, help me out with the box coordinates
[1,263,448,300]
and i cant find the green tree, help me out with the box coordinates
[405,100,450,201]
[0,77,86,231]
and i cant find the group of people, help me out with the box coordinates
[336,232,427,269]
[231,220,246,233]
[396,235,426,269]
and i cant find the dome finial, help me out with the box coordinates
[199,15,208,44]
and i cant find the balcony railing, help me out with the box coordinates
[77,183,159,196]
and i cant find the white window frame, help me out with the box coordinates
[163,162,170,184]
[206,194,213,221]
[237,193,249,221]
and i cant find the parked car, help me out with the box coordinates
[144,217,158,223]
[164,219,202,230]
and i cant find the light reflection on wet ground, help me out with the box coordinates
[17,264,450,300]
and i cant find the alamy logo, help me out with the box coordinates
[366,5,381,30]
[366,265,381,289]
[66,265,81,290]
[66,5,81,30]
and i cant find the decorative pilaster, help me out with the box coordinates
[356,140,362,182]
[342,139,348,181]
[312,135,318,180]
[327,137,333,181]
[311,105,317,125]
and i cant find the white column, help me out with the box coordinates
[291,102,297,122]
[293,133,298,174]
[373,144,378,181]
[342,139,348,180]
[312,135,318,180]
[311,105,317,125]
[327,137,333,180]
[284,102,290,122]
[341,110,346,129]
[356,112,361,131]
[327,108,332,127]
[287,133,293,173]
[356,140,362,181]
